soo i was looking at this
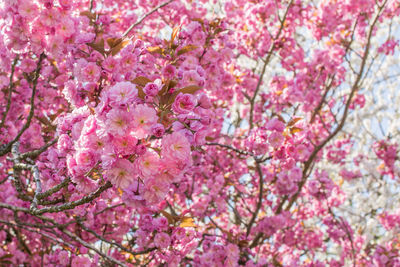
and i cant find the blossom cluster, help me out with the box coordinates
[0,0,399,266]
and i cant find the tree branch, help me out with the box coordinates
[122,0,175,38]
[246,161,264,236]
[78,220,156,256]
[0,53,45,157]
[248,0,294,130]
[60,228,128,267]
[31,181,112,215]
[0,56,19,130]
[282,2,388,213]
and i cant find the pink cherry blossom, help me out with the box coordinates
[132,104,158,138]
[1,1,399,266]
[135,151,160,178]
[105,158,135,189]
[143,179,170,205]
[82,62,101,82]
[162,132,191,163]
[172,93,197,114]
[143,81,161,96]
[154,232,171,249]
[105,109,132,136]
[108,81,138,106]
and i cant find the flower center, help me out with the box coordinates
[115,119,125,127]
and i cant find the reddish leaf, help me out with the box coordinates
[178,85,202,94]
[106,37,120,48]
[177,45,198,56]
[131,76,152,87]
[80,11,96,21]
[137,87,145,99]
[160,210,176,225]
[179,216,196,228]
[110,39,129,56]
[205,136,215,141]
[287,117,302,127]
[166,85,202,105]
[87,39,105,54]
[147,46,164,55]
[290,127,303,134]
[171,26,180,45]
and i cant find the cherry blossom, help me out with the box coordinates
[0,0,399,266]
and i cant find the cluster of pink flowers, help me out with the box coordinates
[0,0,399,266]
[378,38,399,55]
[373,140,398,178]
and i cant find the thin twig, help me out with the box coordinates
[20,137,58,160]
[78,220,156,256]
[246,161,264,236]
[206,142,252,156]
[94,203,125,216]
[0,53,45,157]
[0,219,75,249]
[10,53,45,146]
[61,228,128,267]
[0,56,19,130]
[37,177,70,200]
[122,0,175,38]
[248,0,294,130]
[282,1,388,213]
[31,181,112,215]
